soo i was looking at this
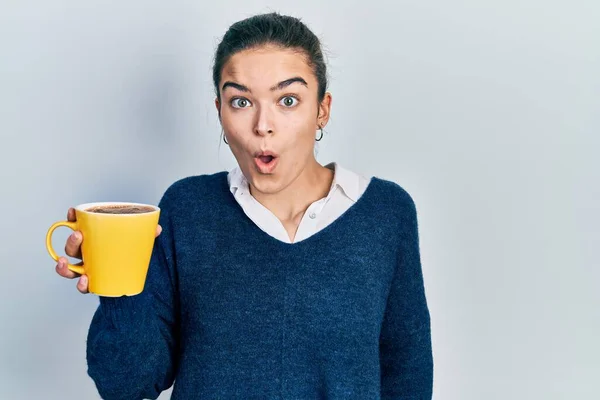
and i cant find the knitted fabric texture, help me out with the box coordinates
[86,171,433,399]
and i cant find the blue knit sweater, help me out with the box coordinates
[86,171,433,399]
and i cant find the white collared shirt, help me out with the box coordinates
[227,162,372,244]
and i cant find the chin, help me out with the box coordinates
[248,175,283,195]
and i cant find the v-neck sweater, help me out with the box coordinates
[86,171,433,400]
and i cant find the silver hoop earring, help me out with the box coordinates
[316,127,324,142]
[222,130,228,145]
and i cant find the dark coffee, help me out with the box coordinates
[85,205,155,214]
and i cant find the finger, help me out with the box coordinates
[55,257,81,279]
[67,207,77,222]
[77,275,89,294]
[155,224,162,237]
[65,231,83,259]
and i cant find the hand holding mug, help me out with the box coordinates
[47,203,161,296]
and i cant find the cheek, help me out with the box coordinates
[222,122,251,150]
[281,127,316,170]
[221,113,240,134]
[285,119,316,149]
[281,109,317,142]
[221,106,252,129]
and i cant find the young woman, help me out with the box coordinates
[56,12,433,399]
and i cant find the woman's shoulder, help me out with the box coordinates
[370,176,415,208]
[159,171,228,208]
[358,176,417,222]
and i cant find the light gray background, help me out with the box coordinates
[1,1,598,399]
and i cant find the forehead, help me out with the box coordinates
[221,46,315,88]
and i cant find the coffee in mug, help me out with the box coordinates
[86,204,156,214]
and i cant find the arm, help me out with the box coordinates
[380,196,433,399]
[86,200,180,400]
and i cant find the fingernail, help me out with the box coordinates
[72,232,80,241]
[58,259,64,268]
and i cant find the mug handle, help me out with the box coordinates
[46,221,85,275]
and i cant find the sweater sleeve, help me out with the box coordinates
[86,198,180,400]
[379,195,433,399]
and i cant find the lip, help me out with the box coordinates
[253,152,279,174]
[254,150,280,158]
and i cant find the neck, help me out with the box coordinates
[250,159,334,223]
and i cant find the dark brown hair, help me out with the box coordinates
[212,13,328,103]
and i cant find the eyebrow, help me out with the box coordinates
[221,76,308,93]
[270,77,308,91]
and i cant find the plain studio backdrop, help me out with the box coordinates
[0,1,597,399]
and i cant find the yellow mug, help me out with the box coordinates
[46,202,160,297]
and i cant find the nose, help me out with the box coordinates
[254,104,274,137]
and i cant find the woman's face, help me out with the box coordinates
[216,45,330,195]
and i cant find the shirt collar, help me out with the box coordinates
[227,166,249,197]
[324,162,360,202]
[227,162,360,202]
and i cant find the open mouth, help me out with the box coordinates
[254,152,279,173]
[258,155,275,164]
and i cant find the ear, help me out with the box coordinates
[317,92,332,129]
[215,97,221,121]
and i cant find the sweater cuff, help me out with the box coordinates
[98,294,148,330]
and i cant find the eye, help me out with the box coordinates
[231,98,252,109]
[279,96,299,108]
